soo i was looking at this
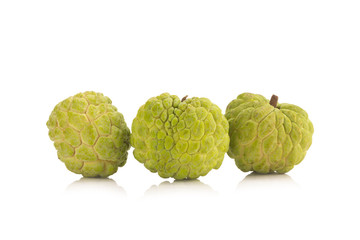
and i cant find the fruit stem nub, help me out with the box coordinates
[270,95,279,108]
[181,95,188,102]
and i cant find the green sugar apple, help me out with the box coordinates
[131,93,230,180]
[46,91,131,177]
[225,93,314,174]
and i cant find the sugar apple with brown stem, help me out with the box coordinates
[225,93,314,173]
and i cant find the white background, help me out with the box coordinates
[1,1,359,239]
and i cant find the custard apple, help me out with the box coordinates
[225,93,314,173]
[131,93,230,180]
[46,91,130,177]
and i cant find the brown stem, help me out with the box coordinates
[181,95,188,102]
[269,95,278,108]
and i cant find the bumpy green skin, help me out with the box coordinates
[131,93,230,180]
[225,93,314,174]
[46,91,130,178]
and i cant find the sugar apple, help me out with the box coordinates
[131,93,230,180]
[46,91,130,177]
[225,93,314,173]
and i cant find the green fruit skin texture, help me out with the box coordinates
[225,93,314,174]
[131,93,230,180]
[46,91,131,177]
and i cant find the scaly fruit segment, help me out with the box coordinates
[131,93,230,180]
